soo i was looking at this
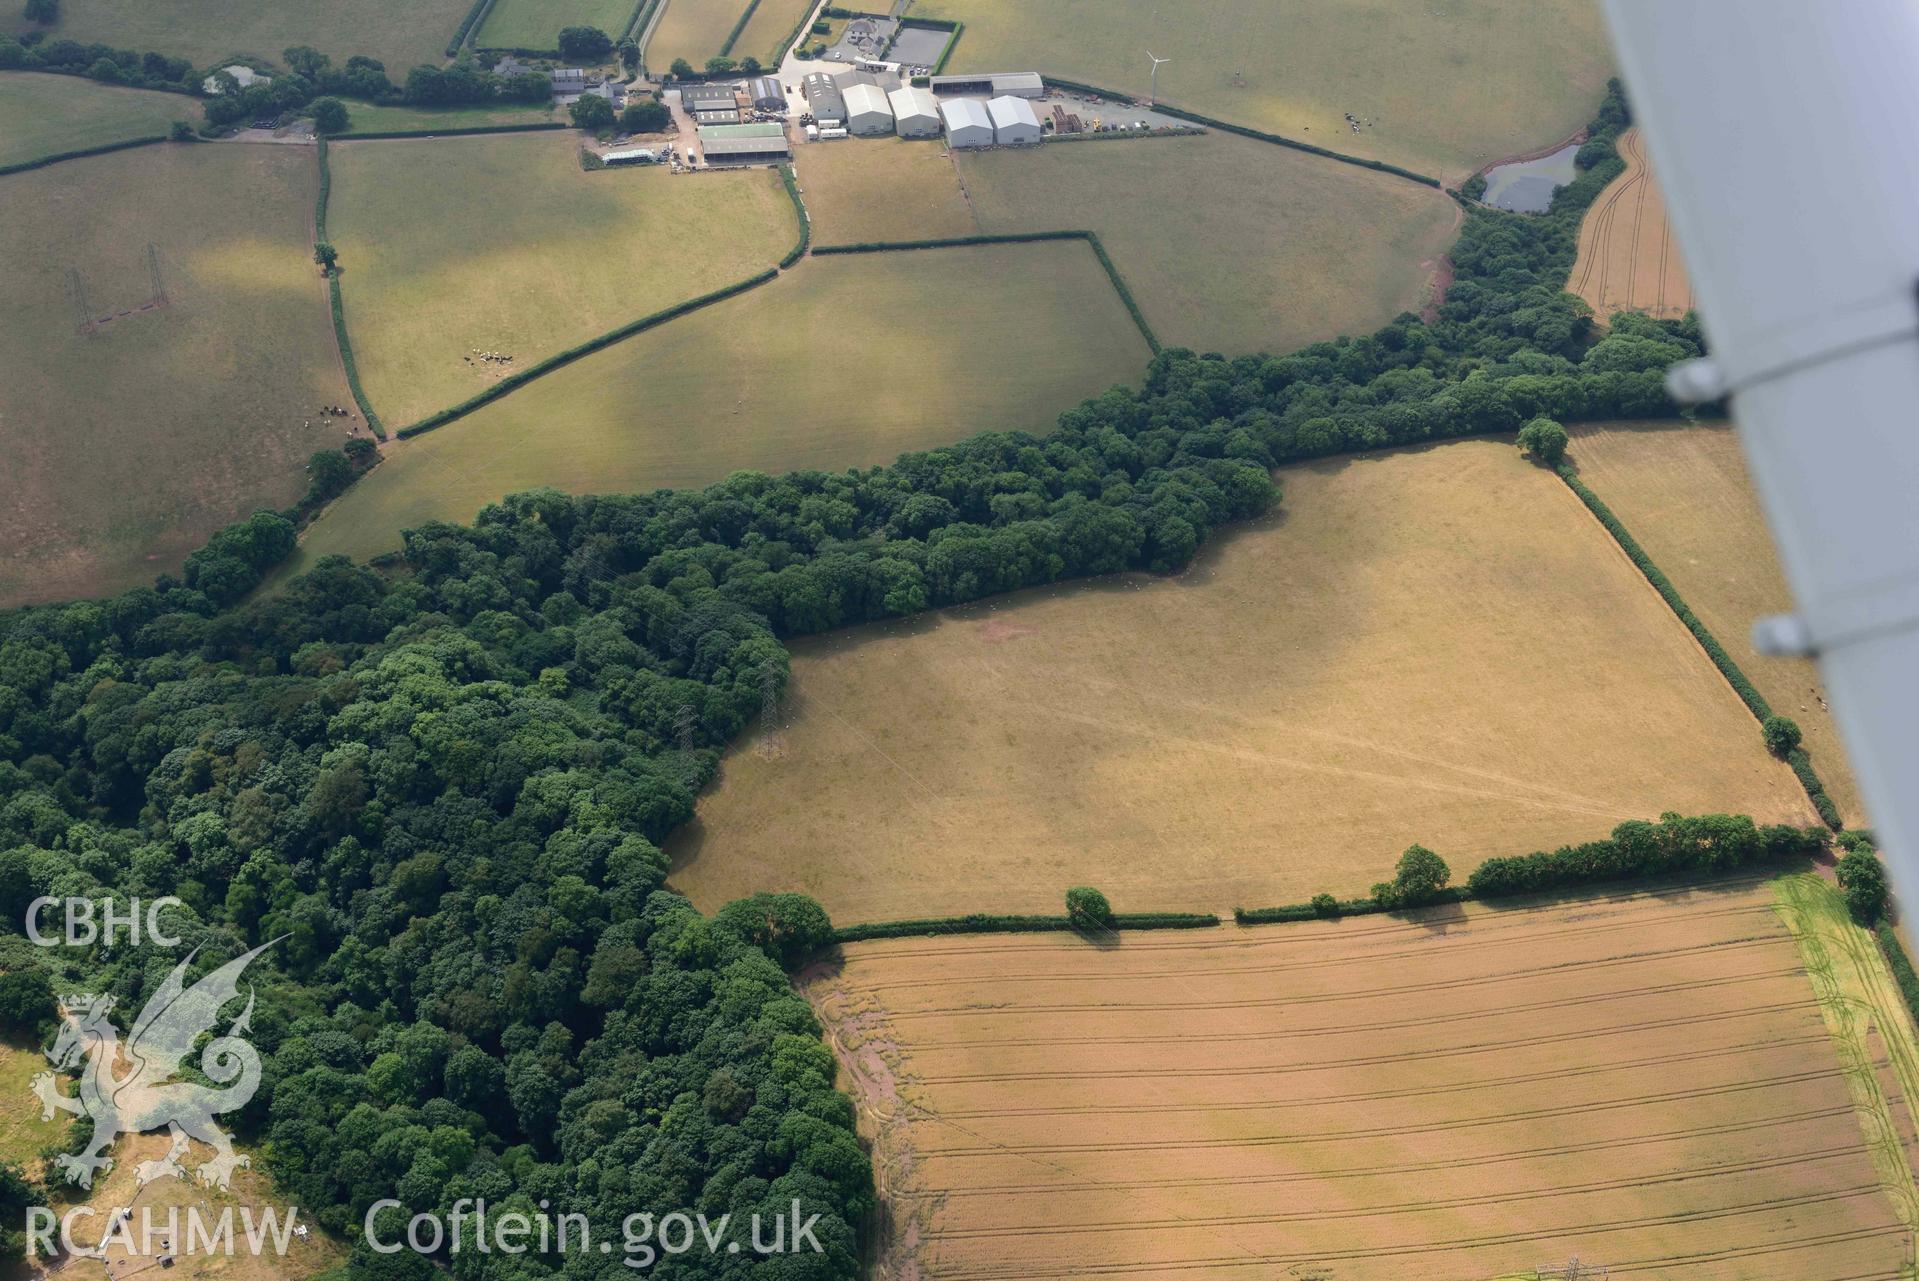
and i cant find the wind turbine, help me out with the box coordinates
[1146,52,1170,105]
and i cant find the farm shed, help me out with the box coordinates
[803,73,847,128]
[842,81,895,135]
[987,95,1042,144]
[889,85,941,137]
[930,72,1044,99]
[693,109,742,125]
[602,147,657,166]
[701,135,792,163]
[748,76,785,110]
[551,69,588,96]
[681,83,740,112]
[700,122,786,139]
[940,97,994,148]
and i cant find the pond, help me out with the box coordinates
[1479,142,1580,213]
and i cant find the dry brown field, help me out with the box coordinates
[667,439,1813,923]
[1569,421,1868,828]
[805,877,1919,1280]
[1570,128,1694,321]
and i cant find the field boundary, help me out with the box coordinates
[337,122,569,140]
[1557,461,1843,828]
[446,0,500,54]
[812,230,1159,352]
[394,267,780,438]
[832,910,1219,944]
[0,133,167,178]
[314,139,387,438]
[777,162,809,266]
[1012,74,1444,189]
[718,0,765,57]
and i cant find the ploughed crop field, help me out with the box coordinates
[287,239,1151,570]
[644,0,749,74]
[327,133,794,426]
[474,0,637,52]
[792,136,980,245]
[1569,421,1868,827]
[0,74,187,170]
[805,876,1919,1280]
[958,132,1459,356]
[667,440,1812,923]
[0,143,350,608]
[1,0,472,84]
[908,0,1612,184]
[1570,127,1694,321]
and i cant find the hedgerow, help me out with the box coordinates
[396,269,781,437]
[778,163,809,267]
[1468,813,1825,897]
[315,139,385,438]
[0,132,165,177]
[1557,465,1843,827]
[832,911,1219,944]
[1877,923,1919,1027]
[445,0,500,54]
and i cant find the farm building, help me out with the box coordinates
[940,97,994,148]
[202,64,271,94]
[842,81,894,135]
[701,134,792,163]
[930,71,1044,99]
[681,83,740,112]
[693,108,742,125]
[747,76,785,110]
[987,95,1042,144]
[803,73,847,129]
[551,69,588,96]
[602,147,657,166]
[889,85,941,137]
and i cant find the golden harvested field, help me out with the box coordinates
[0,143,350,608]
[1570,128,1694,321]
[667,440,1813,923]
[474,0,637,50]
[959,132,1459,355]
[1569,421,1868,827]
[286,239,1150,571]
[792,137,978,245]
[806,876,1919,1280]
[909,0,1612,184]
[729,0,814,68]
[644,0,748,73]
[0,75,190,170]
[327,133,794,426]
[2,0,472,83]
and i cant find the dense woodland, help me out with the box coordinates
[0,81,1722,1277]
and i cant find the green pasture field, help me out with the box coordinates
[287,239,1151,570]
[644,0,748,72]
[327,131,794,426]
[338,99,560,134]
[3,0,474,82]
[792,135,978,245]
[0,143,352,608]
[474,0,638,51]
[960,131,1459,355]
[729,0,815,67]
[0,73,192,170]
[910,0,1613,184]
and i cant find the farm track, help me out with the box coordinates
[810,882,1919,1280]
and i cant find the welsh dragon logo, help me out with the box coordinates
[31,941,276,1190]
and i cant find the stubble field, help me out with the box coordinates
[667,440,1812,923]
[326,132,795,426]
[0,143,350,607]
[1568,421,1868,827]
[806,876,1919,1280]
[958,132,1460,356]
[3,0,472,83]
[286,238,1151,571]
[1569,127,1694,321]
[908,0,1612,184]
[643,0,750,74]
[0,74,189,170]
